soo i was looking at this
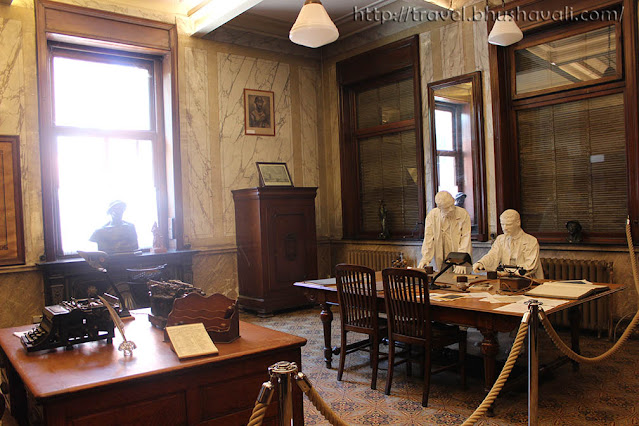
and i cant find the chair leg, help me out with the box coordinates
[406,344,412,377]
[385,339,395,395]
[422,348,432,407]
[337,330,347,381]
[459,332,467,388]
[371,336,379,390]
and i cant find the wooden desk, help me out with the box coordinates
[295,276,623,391]
[0,311,306,425]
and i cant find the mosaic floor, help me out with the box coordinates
[241,307,639,425]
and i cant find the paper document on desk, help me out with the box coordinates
[494,297,570,313]
[430,293,470,302]
[481,295,527,304]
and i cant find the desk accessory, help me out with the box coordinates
[430,252,472,290]
[148,280,205,329]
[165,322,219,359]
[497,264,532,292]
[166,293,240,343]
[98,295,136,356]
[21,297,115,352]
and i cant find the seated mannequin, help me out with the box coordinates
[473,209,544,279]
[417,191,472,274]
[90,200,139,254]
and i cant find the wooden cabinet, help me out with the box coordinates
[233,187,318,315]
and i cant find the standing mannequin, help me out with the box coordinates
[473,209,544,279]
[417,191,472,274]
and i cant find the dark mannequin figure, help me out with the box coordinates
[566,220,583,243]
[379,200,390,239]
[90,200,139,254]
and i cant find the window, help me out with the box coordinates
[51,49,162,254]
[490,2,637,244]
[337,37,424,239]
[37,1,181,260]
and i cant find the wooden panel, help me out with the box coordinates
[41,1,171,51]
[71,393,186,425]
[0,136,25,266]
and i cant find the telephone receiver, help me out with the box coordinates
[496,264,528,276]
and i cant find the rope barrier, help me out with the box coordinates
[247,402,269,426]
[538,218,639,364]
[295,372,349,426]
[461,317,529,426]
[247,381,275,426]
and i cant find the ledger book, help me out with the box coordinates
[166,322,219,359]
[526,280,609,300]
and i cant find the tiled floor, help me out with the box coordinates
[242,307,639,425]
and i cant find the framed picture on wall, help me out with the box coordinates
[0,135,25,265]
[256,162,293,187]
[244,89,275,136]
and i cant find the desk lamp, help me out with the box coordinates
[429,252,472,290]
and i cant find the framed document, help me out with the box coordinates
[0,135,25,266]
[244,89,275,136]
[256,162,293,187]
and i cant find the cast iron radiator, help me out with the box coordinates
[346,250,404,272]
[541,257,614,337]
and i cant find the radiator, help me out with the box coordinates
[346,250,404,272]
[541,258,613,337]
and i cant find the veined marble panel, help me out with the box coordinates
[193,251,238,299]
[419,32,435,211]
[0,18,24,134]
[183,46,215,240]
[299,66,321,231]
[204,27,318,60]
[325,63,342,239]
[440,22,465,79]
[218,53,292,237]
[0,271,43,328]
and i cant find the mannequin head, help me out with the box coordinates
[435,191,455,216]
[500,209,522,236]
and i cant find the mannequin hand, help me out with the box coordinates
[417,260,426,269]
[473,262,485,272]
[453,265,466,275]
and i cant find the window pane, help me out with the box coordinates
[359,131,418,234]
[435,109,454,151]
[515,25,617,95]
[356,79,414,129]
[517,93,626,233]
[53,56,151,130]
[437,156,458,196]
[57,136,157,254]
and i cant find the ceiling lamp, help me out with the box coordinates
[289,0,339,48]
[488,14,523,46]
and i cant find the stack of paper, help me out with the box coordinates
[526,281,608,300]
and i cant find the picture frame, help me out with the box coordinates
[256,162,293,187]
[244,89,275,136]
[0,135,25,266]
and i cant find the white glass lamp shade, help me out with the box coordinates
[488,15,523,46]
[289,1,339,48]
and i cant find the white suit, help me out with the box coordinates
[476,231,544,279]
[419,206,472,271]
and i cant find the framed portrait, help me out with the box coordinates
[256,162,293,187]
[0,135,25,266]
[244,89,275,136]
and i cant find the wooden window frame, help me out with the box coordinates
[489,0,639,244]
[36,0,183,260]
[337,36,425,240]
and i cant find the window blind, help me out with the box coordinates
[517,93,626,233]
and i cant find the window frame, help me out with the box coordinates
[337,36,425,240]
[489,0,639,244]
[36,0,182,260]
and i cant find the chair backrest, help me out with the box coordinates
[382,268,431,341]
[335,264,378,330]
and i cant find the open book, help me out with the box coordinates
[526,280,609,300]
[166,323,219,359]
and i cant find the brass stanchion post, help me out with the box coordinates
[268,361,299,426]
[525,300,542,426]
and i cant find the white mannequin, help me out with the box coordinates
[473,209,544,279]
[417,191,472,274]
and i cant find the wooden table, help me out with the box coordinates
[295,276,623,391]
[0,311,306,425]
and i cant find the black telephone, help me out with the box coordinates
[21,298,115,352]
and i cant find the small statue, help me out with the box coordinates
[454,192,467,208]
[566,220,583,243]
[151,222,168,254]
[378,200,390,239]
[89,200,139,254]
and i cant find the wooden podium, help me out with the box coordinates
[232,187,318,316]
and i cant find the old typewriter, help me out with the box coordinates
[21,297,116,352]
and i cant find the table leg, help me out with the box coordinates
[569,306,581,372]
[320,302,334,368]
[479,329,499,392]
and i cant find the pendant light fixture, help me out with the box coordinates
[488,2,523,47]
[289,0,339,48]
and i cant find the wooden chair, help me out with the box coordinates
[335,263,387,389]
[382,267,466,407]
